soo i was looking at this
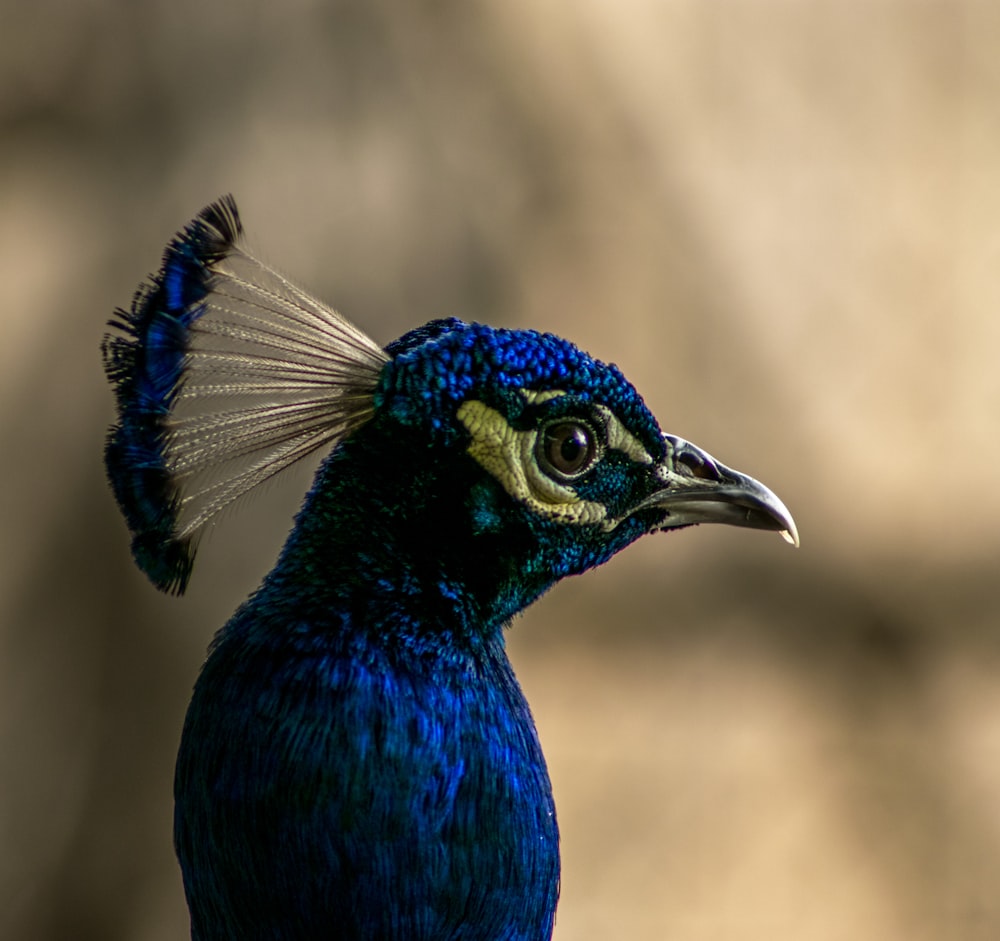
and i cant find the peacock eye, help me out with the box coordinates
[538,420,600,480]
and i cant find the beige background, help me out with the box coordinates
[2,2,998,938]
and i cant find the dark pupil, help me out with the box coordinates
[545,422,594,475]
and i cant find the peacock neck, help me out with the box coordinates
[260,422,557,654]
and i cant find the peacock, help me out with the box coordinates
[103,196,797,940]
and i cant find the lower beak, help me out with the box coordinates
[635,434,799,547]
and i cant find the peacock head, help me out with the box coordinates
[104,197,797,600]
[371,318,797,583]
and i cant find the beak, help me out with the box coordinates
[634,434,799,547]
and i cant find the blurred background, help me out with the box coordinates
[3,1,999,938]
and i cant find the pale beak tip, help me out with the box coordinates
[779,523,800,549]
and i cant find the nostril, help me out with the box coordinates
[677,448,720,481]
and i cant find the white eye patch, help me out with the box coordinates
[456,390,652,527]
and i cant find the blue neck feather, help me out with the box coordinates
[176,403,563,940]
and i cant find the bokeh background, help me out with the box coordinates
[3,1,999,938]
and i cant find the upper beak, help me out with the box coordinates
[634,434,799,547]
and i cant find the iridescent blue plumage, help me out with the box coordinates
[103,198,243,591]
[104,198,798,940]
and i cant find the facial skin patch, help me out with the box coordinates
[593,404,652,466]
[457,399,609,526]
[457,388,654,529]
[521,389,566,406]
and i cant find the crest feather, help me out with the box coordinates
[103,196,388,593]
